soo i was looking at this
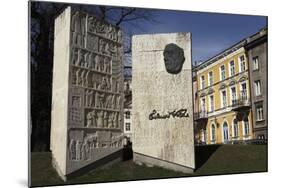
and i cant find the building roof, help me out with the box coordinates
[193,27,267,72]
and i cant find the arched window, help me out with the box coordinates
[233,119,239,138]
[243,116,250,136]
[222,122,229,143]
[201,129,206,143]
[211,124,216,143]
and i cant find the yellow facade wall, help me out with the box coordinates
[205,111,253,144]
[195,47,253,144]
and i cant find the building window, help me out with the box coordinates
[243,117,250,136]
[221,90,227,108]
[230,87,237,105]
[209,95,214,112]
[211,124,216,142]
[239,55,246,72]
[223,122,229,142]
[220,65,226,80]
[253,56,259,70]
[229,60,235,76]
[254,80,261,96]
[201,129,206,143]
[201,98,206,112]
[241,82,247,100]
[201,75,205,89]
[125,111,131,119]
[258,134,265,140]
[125,123,131,131]
[233,119,239,138]
[208,71,213,86]
[256,106,264,121]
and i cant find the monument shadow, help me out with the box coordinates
[195,144,221,170]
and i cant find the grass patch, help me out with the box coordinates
[30,144,267,187]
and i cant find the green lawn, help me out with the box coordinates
[30,144,267,187]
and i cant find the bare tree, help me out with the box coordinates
[30,1,158,151]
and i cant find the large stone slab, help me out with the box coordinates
[132,33,195,172]
[50,7,124,180]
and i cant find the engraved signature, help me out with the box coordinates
[148,109,189,120]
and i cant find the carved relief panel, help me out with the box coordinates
[68,129,124,161]
[67,9,124,160]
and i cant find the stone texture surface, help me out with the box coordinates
[132,33,195,171]
[50,7,71,177]
[51,7,124,180]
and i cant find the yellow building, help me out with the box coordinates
[194,40,253,144]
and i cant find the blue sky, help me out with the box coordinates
[124,9,267,64]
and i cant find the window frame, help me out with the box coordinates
[125,111,131,119]
[208,71,213,86]
[220,89,227,108]
[229,60,235,77]
[232,118,239,138]
[239,55,246,72]
[230,86,237,105]
[209,95,215,112]
[253,56,259,70]
[210,123,216,142]
[240,81,247,100]
[243,116,250,136]
[220,65,226,81]
[256,105,264,121]
[200,97,206,112]
[254,80,261,96]
[125,122,131,131]
[201,75,205,89]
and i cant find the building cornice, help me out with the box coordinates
[193,27,268,73]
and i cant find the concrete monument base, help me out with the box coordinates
[133,152,194,174]
[52,149,123,181]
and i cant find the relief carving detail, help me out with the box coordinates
[68,12,124,161]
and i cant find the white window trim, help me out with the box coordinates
[229,86,236,105]
[221,120,229,143]
[240,81,248,99]
[220,89,227,108]
[201,75,205,89]
[239,55,246,73]
[210,123,216,143]
[242,116,250,139]
[125,123,131,132]
[229,60,235,77]
[201,129,206,142]
[220,65,226,81]
[256,106,264,121]
[209,95,215,112]
[200,97,206,112]
[232,118,239,139]
[208,71,213,86]
[254,80,261,96]
[253,56,259,70]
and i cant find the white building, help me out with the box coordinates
[123,78,132,141]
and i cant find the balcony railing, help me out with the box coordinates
[231,91,251,111]
[194,110,208,121]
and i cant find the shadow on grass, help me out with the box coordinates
[123,141,133,161]
[195,144,221,170]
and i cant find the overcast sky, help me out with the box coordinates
[125,8,267,64]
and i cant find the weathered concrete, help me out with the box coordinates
[50,7,71,178]
[134,152,194,173]
[132,33,195,172]
[51,7,124,180]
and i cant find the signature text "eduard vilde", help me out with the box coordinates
[148,109,189,120]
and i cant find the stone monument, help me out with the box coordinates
[50,7,124,180]
[132,33,195,173]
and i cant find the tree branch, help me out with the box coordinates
[116,8,136,26]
